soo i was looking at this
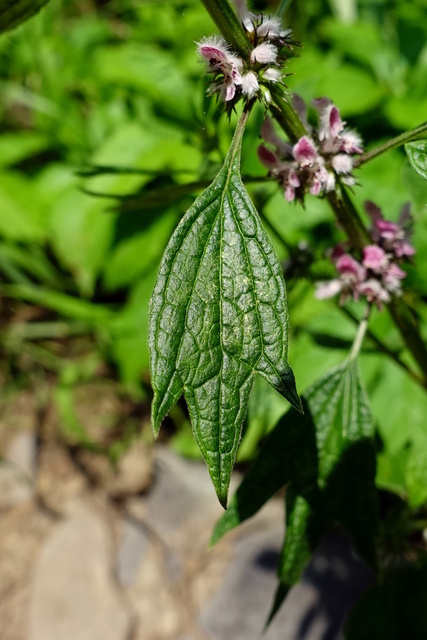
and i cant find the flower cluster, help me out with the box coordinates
[315,203,415,308]
[258,98,363,202]
[197,12,295,107]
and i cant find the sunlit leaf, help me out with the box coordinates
[148,113,300,507]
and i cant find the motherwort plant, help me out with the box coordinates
[148,0,427,625]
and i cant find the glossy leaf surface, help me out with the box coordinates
[148,113,300,506]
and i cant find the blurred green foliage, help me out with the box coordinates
[0,0,427,520]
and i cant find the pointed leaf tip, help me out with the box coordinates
[280,367,303,413]
[218,492,228,510]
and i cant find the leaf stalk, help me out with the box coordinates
[350,304,371,360]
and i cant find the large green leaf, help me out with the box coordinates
[0,0,50,34]
[148,112,300,507]
[406,140,427,182]
[213,359,377,617]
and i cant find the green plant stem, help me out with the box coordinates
[276,0,294,18]
[199,0,252,60]
[350,304,371,360]
[326,187,371,253]
[202,0,427,383]
[340,306,426,388]
[232,98,255,149]
[270,90,306,142]
[355,121,427,167]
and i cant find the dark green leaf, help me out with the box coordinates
[0,0,51,34]
[405,140,427,181]
[213,359,378,619]
[267,487,326,623]
[345,560,427,640]
[274,359,378,618]
[148,114,300,507]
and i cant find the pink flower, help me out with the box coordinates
[340,130,363,154]
[313,99,345,141]
[365,201,416,259]
[316,229,412,309]
[198,36,243,102]
[357,279,390,306]
[288,169,300,188]
[383,263,406,293]
[293,137,318,166]
[313,99,363,159]
[336,254,366,280]
[363,245,388,272]
[316,251,366,304]
[285,184,296,202]
[257,145,281,173]
[259,97,362,203]
[315,279,343,300]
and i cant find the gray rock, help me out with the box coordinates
[146,446,227,535]
[117,518,149,588]
[200,529,374,640]
[28,503,132,640]
[201,524,285,640]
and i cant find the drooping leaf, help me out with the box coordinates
[273,359,377,618]
[267,487,326,624]
[213,359,378,619]
[148,111,301,507]
[405,140,427,182]
[0,0,51,34]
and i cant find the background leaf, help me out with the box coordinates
[406,141,427,182]
[0,0,51,34]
